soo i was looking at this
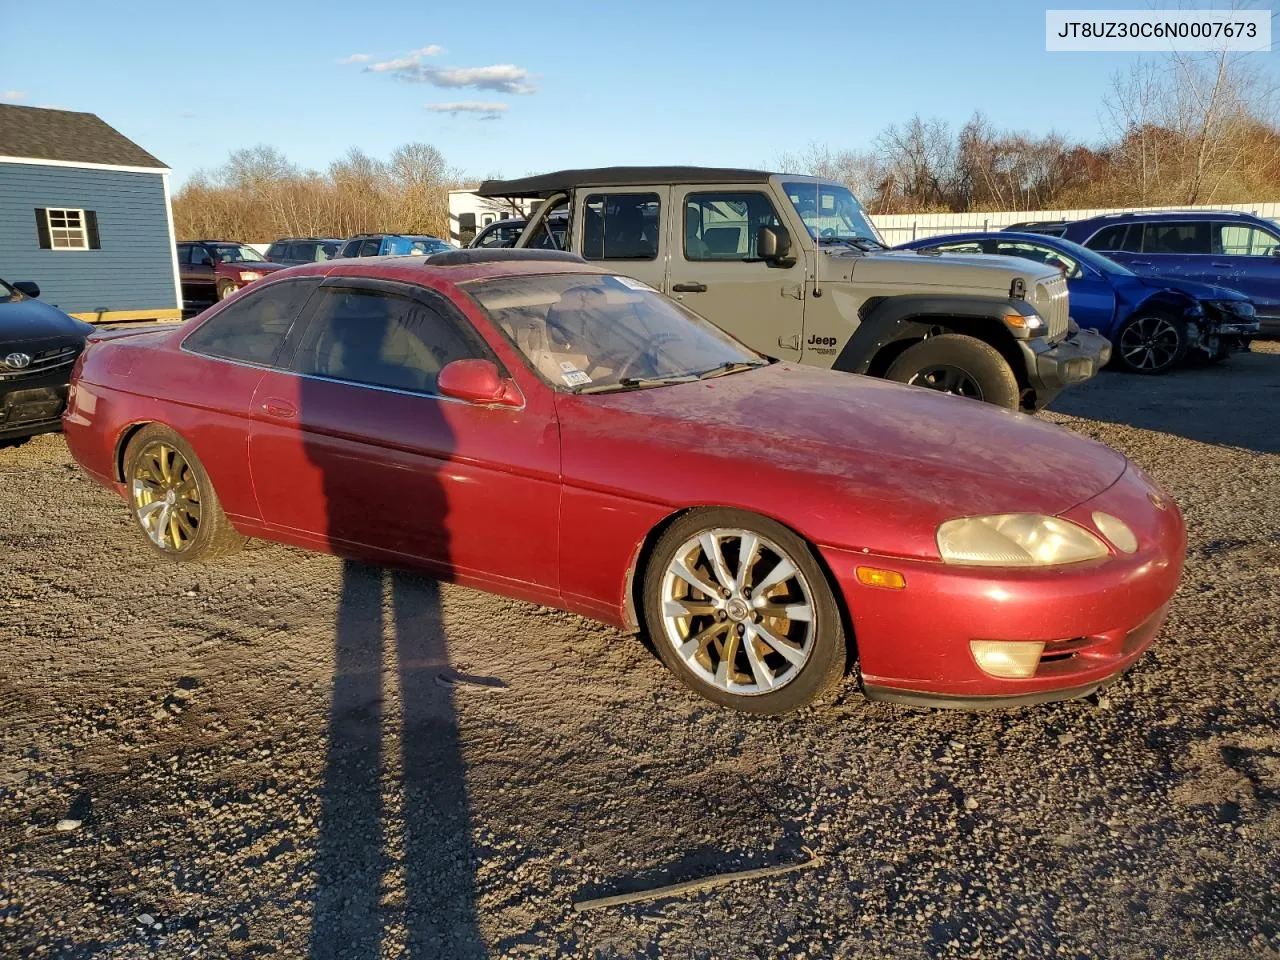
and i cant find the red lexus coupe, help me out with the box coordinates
[63,250,1186,714]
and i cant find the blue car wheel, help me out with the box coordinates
[1114,311,1188,375]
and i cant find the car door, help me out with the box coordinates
[573,187,671,291]
[1122,221,1212,285]
[1211,221,1280,320]
[666,186,806,361]
[181,244,217,303]
[993,238,1117,334]
[247,277,561,590]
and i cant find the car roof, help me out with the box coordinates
[477,165,778,198]
[1073,209,1262,226]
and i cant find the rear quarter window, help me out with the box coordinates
[183,277,320,367]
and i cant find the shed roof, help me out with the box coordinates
[0,104,167,170]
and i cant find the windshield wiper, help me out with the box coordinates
[694,360,768,380]
[572,375,699,395]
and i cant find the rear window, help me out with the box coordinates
[184,278,319,367]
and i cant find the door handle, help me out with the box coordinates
[1128,260,1152,266]
[671,282,707,293]
[260,398,297,419]
[1211,262,1233,268]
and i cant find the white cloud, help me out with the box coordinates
[1,90,27,102]
[361,47,536,94]
[425,101,508,119]
[339,53,371,64]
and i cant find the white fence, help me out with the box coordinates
[872,201,1280,244]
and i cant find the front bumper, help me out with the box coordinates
[1018,327,1111,410]
[0,365,75,442]
[819,464,1186,709]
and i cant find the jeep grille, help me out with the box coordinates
[1034,276,1070,341]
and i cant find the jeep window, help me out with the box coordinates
[994,240,1081,279]
[1083,223,1141,252]
[782,181,883,246]
[1215,223,1280,257]
[465,273,762,393]
[1141,222,1210,255]
[582,193,660,260]
[211,244,267,264]
[684,193,782,261]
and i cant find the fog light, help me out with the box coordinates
[969,640,1044,678]
[1092,512,1137,554]
[855,566,906,590]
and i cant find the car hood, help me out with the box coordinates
[0,297,93,348]
[558,363,1128,558]
[1135,275,1248,302]
[827,248,1061,293]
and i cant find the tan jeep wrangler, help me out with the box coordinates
[477,166,1111,410]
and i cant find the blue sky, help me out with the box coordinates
[3,0,1276,187]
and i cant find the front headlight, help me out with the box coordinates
[238,270,263,282]
[1207,299,1255,317]
[937,514,1108,566]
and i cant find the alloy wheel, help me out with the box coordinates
[659,529,816,695]
[906,364,984,399]
[1120,316,1180,371]
[131,441,201,552]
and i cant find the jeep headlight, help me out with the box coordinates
[937,514,1108,566]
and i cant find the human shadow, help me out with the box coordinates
[1049,349,1280,454]
[292,283,485,958]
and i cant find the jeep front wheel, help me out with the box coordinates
[885,334,1020,410]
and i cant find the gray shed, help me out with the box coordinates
[0,104,181,322]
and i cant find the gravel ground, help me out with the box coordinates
[1,344,1278,959]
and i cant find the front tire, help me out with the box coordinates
[642,509,847,714]
[124,424,244,561]
[1114,312,1187,374]
[217,280,239,301]
[885,333,1021,409]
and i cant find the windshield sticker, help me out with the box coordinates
[611,275,653,292]
[561,369,592,387]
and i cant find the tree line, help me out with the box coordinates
[173,50,1280,240]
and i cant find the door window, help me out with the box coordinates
[176,244,191,264]
[994,240,1080,278]
[357,238,383,257]
[183,278,320,366]
[1215,223,1280,257]
[190,245,214,267]
[683,192,781,261]
[928,240,989,254]
[292,286,486,395]
[582,193,661,260]
[1084,224,1141,252]
[1141,222,1210,255]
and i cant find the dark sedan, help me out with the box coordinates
[0,276,92,449]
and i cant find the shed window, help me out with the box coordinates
[36,208,99,250]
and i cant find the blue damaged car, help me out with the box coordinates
[1059,210,1280,336]
[898,232,1260,375]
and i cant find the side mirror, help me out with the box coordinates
[437,359,523,407]
[12,281,40,298]
[757,225,792,264]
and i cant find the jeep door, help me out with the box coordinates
[572,187,671,291]
[665,186,805,361]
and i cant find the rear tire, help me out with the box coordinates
[642,509,847,714]
[124,424,244,562]
[885,334,1021,410]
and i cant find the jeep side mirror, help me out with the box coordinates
[12,281,40,298]
[757,225,792,264]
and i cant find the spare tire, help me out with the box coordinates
[885,333,1021,410]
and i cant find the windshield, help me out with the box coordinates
[0,276,14,301]
[782,181,884,245]
[212,245,266,263]
[465,273,764,392]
